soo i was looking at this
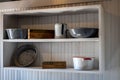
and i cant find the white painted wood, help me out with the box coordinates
[3,38,99,42]
[3,5,100,15]
[3,68,102,80]
[0,13,4,68]
[98,5,105,71]
[4,67,100,74]
[18,12,98,30]
[3,69,20,80]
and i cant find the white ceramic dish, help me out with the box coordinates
[73,56,95,70]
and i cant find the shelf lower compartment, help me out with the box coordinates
[4,67,99,74]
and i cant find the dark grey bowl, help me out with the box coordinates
[68,28,98,38]
[6,29,28,39]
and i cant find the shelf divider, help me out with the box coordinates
[3,38,99,42]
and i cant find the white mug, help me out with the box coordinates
[55,23,67,38]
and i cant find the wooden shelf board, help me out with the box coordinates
[4,67,100,74]
[4,5,101,15]
[3,38,99,42]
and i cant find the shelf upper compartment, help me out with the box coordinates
[3,5,101,16]
[3,38,99,42]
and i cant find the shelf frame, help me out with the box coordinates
[1,4,104,74]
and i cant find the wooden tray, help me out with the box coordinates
[42,61,66,69]
[28,29,54,39]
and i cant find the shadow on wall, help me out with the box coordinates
[0,0,19,2]
[104,9,120,70]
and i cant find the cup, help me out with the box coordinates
[55,23,67,38]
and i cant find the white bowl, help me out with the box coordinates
[73,57,95,70]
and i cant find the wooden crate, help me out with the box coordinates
[28,29,54,39]
[42,61,66,69]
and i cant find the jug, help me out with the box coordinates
[55,23,67,38]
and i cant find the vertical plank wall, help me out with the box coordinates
[0,0,120,80]
[102,0,120,80]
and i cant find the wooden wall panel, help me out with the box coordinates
[3,69,20,80]
[3,15,18,29]
[51,42,99,68]
[3,68,102,80]
[102,0,120,80]
[3,43,17,66]
[18,12,98,29]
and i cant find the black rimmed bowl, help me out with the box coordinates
[68,28,98,38]
[13,45,37,67]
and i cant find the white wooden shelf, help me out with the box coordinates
[4,5,101,15]
[3,38,99,42]
[2,4,104,79]
[4,67,99,74]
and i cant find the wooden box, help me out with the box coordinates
[42,61,66,69]
[28,29,54,39]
